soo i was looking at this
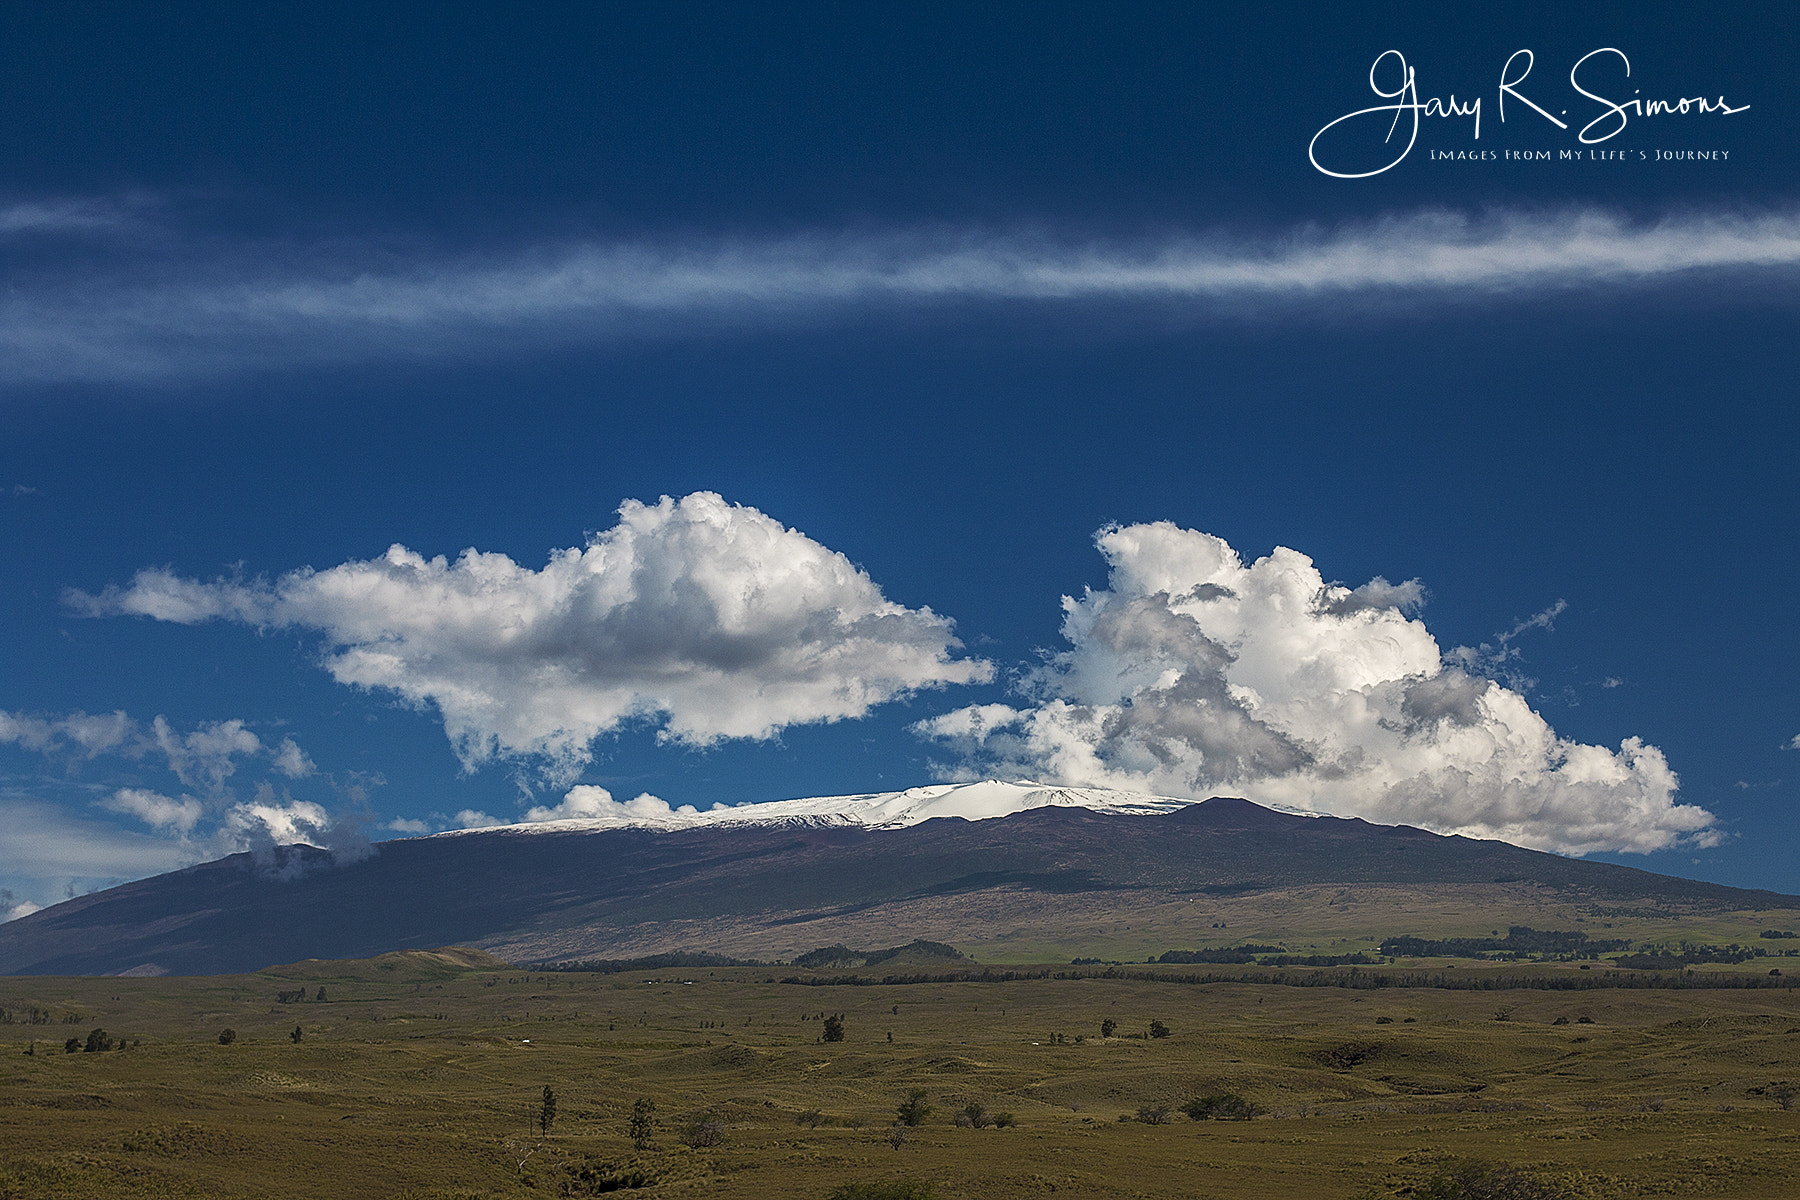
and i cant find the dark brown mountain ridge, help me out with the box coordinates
[2,796,1792,976]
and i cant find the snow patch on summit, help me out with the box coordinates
[433,779,1199,838]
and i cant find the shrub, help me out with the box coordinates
[1148,1020,1172,1039]
[680,1116,725,1148]
[290,1025,303,1043]
[822,1013,846,1043]
[895,1089,931,1127]
[885,1123,910,1150]
[217,1029,236,1046]
[63,1037,80,1054]
[1135,1103,1173,1125]
[1374,1016,1394,1024]
[1310,1041,1383,1069]
[83,1028,113,1053]
[827,1179,937,1200]
[1417,1158,1575,1199]
[991,1111,1016,1128]
[1100,1018,1117,1038]
[796,1108,827,1127]
[1182,1093,1263,1121]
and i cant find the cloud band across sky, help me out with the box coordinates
[5,202,1799,384]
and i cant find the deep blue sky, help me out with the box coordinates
[3,3,1796,915]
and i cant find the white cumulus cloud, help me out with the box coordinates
[916,521,1716,856]
[521,785,698,825]
[0,709,134,757]
[149,716,263,791]
[0,708,312,794]
[76,492,992,779]
[271,737,316,779]
[100,787,204,834]
[219,797,334,847]
[2,892,43,923]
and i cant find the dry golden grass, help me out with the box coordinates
[2,952,1797,1198]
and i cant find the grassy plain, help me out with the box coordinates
[3,947,1798,1199]
[523,883,1800,968]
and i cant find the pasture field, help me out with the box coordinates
[3,949,1797,1199]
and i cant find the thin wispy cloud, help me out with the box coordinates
[0,196,137,237]
[4,203,1797,385]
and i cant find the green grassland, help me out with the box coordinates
[4,943,1799,1199]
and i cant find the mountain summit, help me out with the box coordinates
[2,788,1792,976]
[460,779,1200,835]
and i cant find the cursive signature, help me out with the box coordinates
[1570,48,1750,144]
[1310,48,1751,177]
[1308,51,1482,179]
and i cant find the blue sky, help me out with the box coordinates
[3,3,1796,918]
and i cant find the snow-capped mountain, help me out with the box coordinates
[3,789,1789,977]
[448,779,1201,837]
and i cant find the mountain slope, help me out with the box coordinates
[1,788,1792,976]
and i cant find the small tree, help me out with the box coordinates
[83,1028,113,1053]
[896,1088,932,1127]
[539,1085,557,1136]
[1135,1103,1173,1125]
[823,1013,846,1043]
[629,1097,656,1149]
[63,1037,80,1054]
[290,1025,303,1044]
[1148,1020,1171,1039]
[314,987,327,1002]
[885,1123,911,1150]
[955,1102,989,1128]
[218,1028,237,1046]
[1100,1018,1117,1038]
